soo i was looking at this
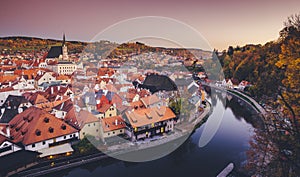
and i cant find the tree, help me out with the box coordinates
[276,13,300,134]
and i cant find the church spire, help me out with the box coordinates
[63,33,66,46]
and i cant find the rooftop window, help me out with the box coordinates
[49,127,54,133]
[35,129,41,136]
[61,124,66,130]
[44,117,50,123]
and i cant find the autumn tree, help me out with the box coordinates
[276,13,300,134]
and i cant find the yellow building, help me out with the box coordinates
[52,61,77,75]
[76,110,101,139]
[100,115,126,141]
[97,104,117,119]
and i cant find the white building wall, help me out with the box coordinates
[102,128,125,139]
[25,132,79,151]
[0,141,22,157]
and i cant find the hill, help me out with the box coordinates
[218,13,299,130]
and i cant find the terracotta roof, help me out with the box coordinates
[0,124,9,137]
[119,92,138,102]
[14,69,38,79]
[9,107,78,145]
[0,87,14,92]
[96,95,109,109]
[64,107,78,128]
[97,103,112,113]
[0,134,9,145]
[75,110,99,129]
[53,99,73,112]
[97,68,115,77]
[26,93,48,105]
[140,94,160,107]
[113,84,132,91]
[125,106,176,128]
[36,97,69,112]
[0,75,18,83]
[104,84,117,93]
[129,100,144,110]
[101,115,125,132]
[138,89,150,98]
[43,85,72,101]
[111,93,128,112]
[56,75,70,81]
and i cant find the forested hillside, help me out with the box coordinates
[218,14,299,120]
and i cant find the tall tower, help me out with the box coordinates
[62,33,68,60]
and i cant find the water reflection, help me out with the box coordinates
[52,90,264,177]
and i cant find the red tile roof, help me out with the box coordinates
[104,84,117,93]
[9,107,78,145]
[140,94,160,107]
[0,134,9,145]
[23,92,48,105]
[97,103,112,113]
[125,106,176,128]
[101,115,125,132]
[53,99,73,112]
[75,110,99,129]
[64,107,78,128]
[56,75,70,81]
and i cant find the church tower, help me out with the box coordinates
[62,33,69,60]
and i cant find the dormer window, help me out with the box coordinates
[28,116,33,122]
[21,130,27,135]
[61,124,66,130]
[44,117,50,123]
[35,129,41,136]
[49,127,54,133]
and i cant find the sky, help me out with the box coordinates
[0,0,299,50]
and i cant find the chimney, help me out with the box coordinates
[85,97,90,104]
[6,126,10,137]
[18,107,23,113]
[9,82,12,87]
[58,86,60,91]
[115,119,118,125]
[96,99,100,104]
[51,87,54,94]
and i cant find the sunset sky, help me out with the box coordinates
[0,0,299,50]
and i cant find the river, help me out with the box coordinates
[49,90,264,177]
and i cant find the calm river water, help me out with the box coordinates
[50,91,264,177]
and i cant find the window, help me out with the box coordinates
[70,134,73,138]
[32,144,35,148]
[113,131,115,134]
[94,123,96,126]
[120,130,123,133]
[64,136,66,139]
[108,133,110,136]
[96,129,98,132]
[109,114,112,117]
[83,132,85,135]
[2,143,8,147]
[42,141,46,145]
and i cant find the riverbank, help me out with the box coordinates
[10,102,212,177]
[204,83,267,118]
